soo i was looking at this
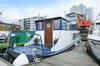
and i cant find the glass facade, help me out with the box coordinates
[70,4,93,22]
[70,4,86,15]
[86,7,93,21]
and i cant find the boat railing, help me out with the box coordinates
[31,34,44,54]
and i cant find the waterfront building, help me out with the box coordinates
[16,16,46,30]
[0,22,20,38]
[70,4,93,21]
[86,7,94,22]
[66,12,85,30]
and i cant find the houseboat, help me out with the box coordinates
[7,17,81,65]
[87,18,100,61]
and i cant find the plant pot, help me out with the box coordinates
[34,41,38,44]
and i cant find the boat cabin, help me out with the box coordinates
[93,21,100,36]
[35,17,69,46]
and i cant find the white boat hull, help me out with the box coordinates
[88,40,100,61]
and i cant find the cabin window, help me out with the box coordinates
[37,22,43,30]
[62,19,67,30]
[96,24,100,29]
[54,19,60,30]
[73,33,75,40]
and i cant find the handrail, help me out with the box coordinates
[31,34,44,54]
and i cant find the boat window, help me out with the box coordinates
[54,19,60,30]
[62,19,67,30]
[96,24,100,29]
[73,33,75,40]
[37,22,43,30]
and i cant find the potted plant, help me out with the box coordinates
[34,37,40,44]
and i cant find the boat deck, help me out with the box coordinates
[24,41,99,66]
[0,41,99,66]
[8,44,51,56]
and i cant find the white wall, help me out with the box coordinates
[51,30,80,52]
[36,30,61,45]
[35,30,80,52]
[53,30,61,46]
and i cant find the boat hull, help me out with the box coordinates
[7,42,77,62]
[88,40,100,61]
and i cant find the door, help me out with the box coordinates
[45,20,53,46]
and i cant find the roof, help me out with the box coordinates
[94,17,100,24]
[35,16,69,22]
[66,12,85,18]
[0,22,19,26]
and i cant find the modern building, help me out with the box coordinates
[16,16,46,30]
[86,7,94,22]
[70,4,93,21]
[66,12,85,30]
[70,4,86,15]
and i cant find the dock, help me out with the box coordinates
[0,57,13,66]
[24,41,99,66]
[0,41,99,66]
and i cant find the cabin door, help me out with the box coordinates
[44,20,53,46]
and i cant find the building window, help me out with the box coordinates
[62,19,67,30]
[54,19,60,30]
[1,24,5,30]
[37,22,43,30]
[6,25,11,30]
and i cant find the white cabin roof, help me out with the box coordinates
[94,18,100,24]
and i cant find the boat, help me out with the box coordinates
[0,30,35,49]
[0,30,35,57]
[7,17,81,65]
[87,18,100,61]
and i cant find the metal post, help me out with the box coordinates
[11,22,14,49]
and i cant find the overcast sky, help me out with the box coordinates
[0,0,99,23]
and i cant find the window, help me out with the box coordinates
[37,22,43,30]
[54,19,60,29]
[62,19,67,30]
[1,24,5,30]
[6,25,11,30]
[96,24,100,29]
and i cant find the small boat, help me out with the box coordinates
[87,18,100,61]
[0,30,35,49]
[7,17,81,64]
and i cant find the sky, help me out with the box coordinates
[0,0,99,23]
